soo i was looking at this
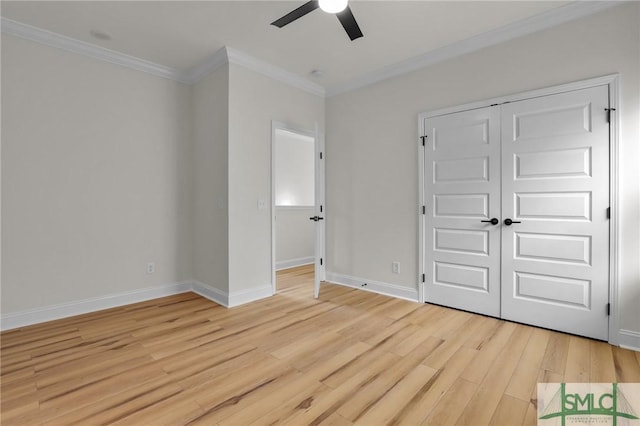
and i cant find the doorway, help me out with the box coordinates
[271,122,325,297]
[419,76,619,341]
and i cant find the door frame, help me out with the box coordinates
[418,74,620,345]
[270,121,326,296]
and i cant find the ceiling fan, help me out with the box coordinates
[271,0,364,41]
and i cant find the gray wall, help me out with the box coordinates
[2,34,193,313]
[192,64,229,294]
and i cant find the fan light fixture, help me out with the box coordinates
[271,0,363,41]
[319,0,348,14]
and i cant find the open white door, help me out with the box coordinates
[271,122,325,298]
[313,124,326,298]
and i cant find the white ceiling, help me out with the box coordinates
[2,1,578,89]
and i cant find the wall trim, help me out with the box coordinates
[326,1,622,96]
[0,281,192,331]
[192,281,229,308]
[225,47,325,97]
[325,272,419,303]
[4,2,621,98]
[2,277,635,351]
[618,330,640,352]
[182,47,229,84]
[276,256,314,271]
[0,19,325,96]
[0,17,188,83]
[420,74,620,119]
[1,279,278,331]
[228,285,274,307]
[193,282,274,308]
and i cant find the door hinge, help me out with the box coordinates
[422,273,425,283]
[320,152,323,160]
[420,136,427,146]
[605,108,616,123]
[606,207,610,219]
[422,205,426,215]
[607,303,610,316]
[320,258,323,266]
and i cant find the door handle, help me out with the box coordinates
[309,216,324,222]
[481,218,500,225]
[503,218,521,226]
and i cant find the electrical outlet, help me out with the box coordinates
[146,262,155,274]
[392,261,400,274]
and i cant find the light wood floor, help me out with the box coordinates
[2,265,639,425]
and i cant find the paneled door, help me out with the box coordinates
[500,86,610,340]
[423,84,610,340]
[423,107,502,317]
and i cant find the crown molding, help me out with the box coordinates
[225,47,325,97]
[183,46,325,97]
[1,17,325,96]
[181,46,229,84]
[3,1,623,97]
[1,17,189,83]
[325,0,625,97]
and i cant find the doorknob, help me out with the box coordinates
[309,216,324,222]
[503,218,521,226]
[481,218,500,225]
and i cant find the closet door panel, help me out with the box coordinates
[500,85,610,340]
[424,107,501,317]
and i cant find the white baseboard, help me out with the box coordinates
[0,281,192,331]
[192,281,273,308]
[0,281,273,331]
[1,279,276,331]
[276,256,314,271]
[192,281,229,308]
[229,285,274,307]
[3,276,634,352]
[618,329,640,352]
[325,272,419,303]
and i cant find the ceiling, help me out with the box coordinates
[2,1,576,90]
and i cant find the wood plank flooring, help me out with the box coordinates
[1,265,639,425]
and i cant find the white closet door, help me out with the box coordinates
[500,85,610,340]
[424,107,501,317]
